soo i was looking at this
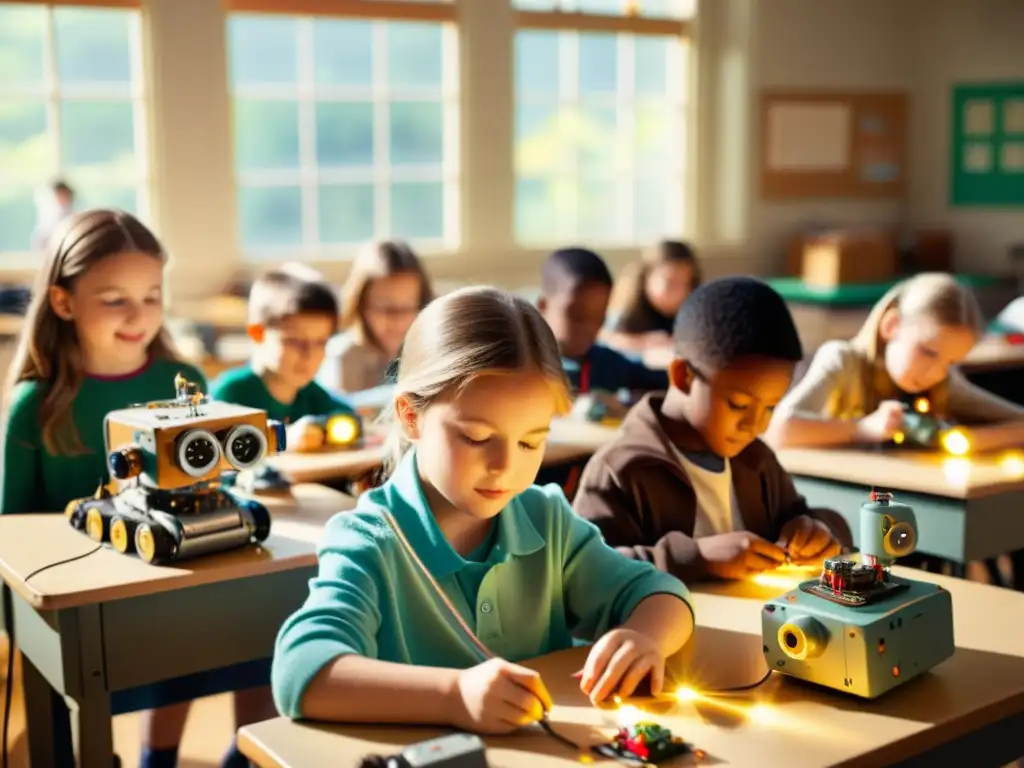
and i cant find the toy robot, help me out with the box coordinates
[65,374,287,565]
[891,397,970,456]
[761,491,955,698]
[592,722,702,765]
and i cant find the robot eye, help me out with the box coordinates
[222,424,268,470]
[175,429,222,478]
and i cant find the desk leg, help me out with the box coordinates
[71,604,114,768]
[21,653,75,767]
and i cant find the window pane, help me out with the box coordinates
[387,23,443,89]
[635,37,669,95]
[313,19,372,87]
[578,34,617,95]
[575,104,618,174]
[515,177,568,243]
[634,103,677,173]
[316,101,373,167]
[53,8,133,86]
[578,179,619,240]
[389,102,443,165]
[515,32,559,96]
[61,100,136,172]
[576,0,622,12]
[0,5,46,86]
[515,103,566,173]
[78,185,138,215]
[639,0,697,19]
[233,99,300,171]
[0,186,36,252]
[390,181,443,239]
[634,179,666,239]
[318,183,374,244]
[228,16,299,87]
[0,100,51,178]
[239,185,302,248]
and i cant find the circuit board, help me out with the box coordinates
[800,579,909,607]
[592,723,704,765]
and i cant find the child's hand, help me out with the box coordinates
[287,417,326,453]
[580,628,664,704]
[696,532,787,580]
[451,658,553,735]
[856,400,905,442]
[777,515,841,565]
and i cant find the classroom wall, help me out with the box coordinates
[746,0,914,271]
[909,0,1024,273]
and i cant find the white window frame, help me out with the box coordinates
[0,0,150,266]
[512,4,694,248]
[227,0,461,262]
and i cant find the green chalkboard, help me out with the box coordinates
[950,82,1024,206]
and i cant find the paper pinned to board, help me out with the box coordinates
[964,99,995,135]
[767,102,851,171]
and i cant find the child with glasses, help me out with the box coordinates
[211,263,357,452]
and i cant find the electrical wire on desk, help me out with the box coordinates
[23,544,103,582]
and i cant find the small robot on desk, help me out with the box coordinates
[65,373,287,565]
[761,490,955,698]
[891,397,970,456]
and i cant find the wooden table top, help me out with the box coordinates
[0,484,354,611]
[238,567,1024,768]
[776,446,1024,500]
[268,418,621,484]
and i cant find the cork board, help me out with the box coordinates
[760,91,907,199]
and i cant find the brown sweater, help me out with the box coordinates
[573,394,852,582]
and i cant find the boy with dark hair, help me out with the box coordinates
[573,276,850,581]
[211,263,357,451]
[537,246,667,398]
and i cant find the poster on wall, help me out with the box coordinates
[951,82,1024,207]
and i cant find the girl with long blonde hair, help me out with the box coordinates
[768,272,1024,452]
[272,286,694,731]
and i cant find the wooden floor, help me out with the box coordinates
[1,634,235,768]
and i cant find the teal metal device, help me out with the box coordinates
[761,491,955,698]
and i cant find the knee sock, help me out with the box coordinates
[139,746,179,768]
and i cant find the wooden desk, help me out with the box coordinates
[268,419,621,485]
[961,335,1024,375]
[0,484,353,768]
[237,569,1024,768]
[777,447,1024,566]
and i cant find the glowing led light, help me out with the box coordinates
[747,705,780,725]
[941,457,971,485]
[892,431,906,445]
[940,428,970,457]
[914,397,931,414]
[674,686,699,702]
[1000,452,1024,477]
[326,414,359,446]
[616,705,645,728]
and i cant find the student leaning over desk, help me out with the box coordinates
[272,287,694,734]
[766,272,1024,453]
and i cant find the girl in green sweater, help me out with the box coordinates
[0,209,263,768]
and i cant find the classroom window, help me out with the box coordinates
[513,1,693,245]
[227,13,460,259]
[0,3,148,255]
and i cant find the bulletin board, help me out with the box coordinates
[759,91,907,200]
[950,82,1024,207]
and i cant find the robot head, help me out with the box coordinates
[859,491,917,564]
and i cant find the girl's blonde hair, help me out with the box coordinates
[5,209,182,455]
[609,239,701,321]
[380,286,571,478]
[339,240,434,349]
[851,272,984,361]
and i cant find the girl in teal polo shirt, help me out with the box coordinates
[272,287,695,734]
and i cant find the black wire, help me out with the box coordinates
[3,583,14,768]
[22,544,103,582]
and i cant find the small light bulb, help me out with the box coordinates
[892,431,905,445]
[941,429,970,457]
[675,687,698,702]
[914,397,930,414]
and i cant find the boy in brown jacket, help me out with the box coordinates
[573,277,851,582]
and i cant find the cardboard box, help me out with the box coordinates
[801,231,898,288]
